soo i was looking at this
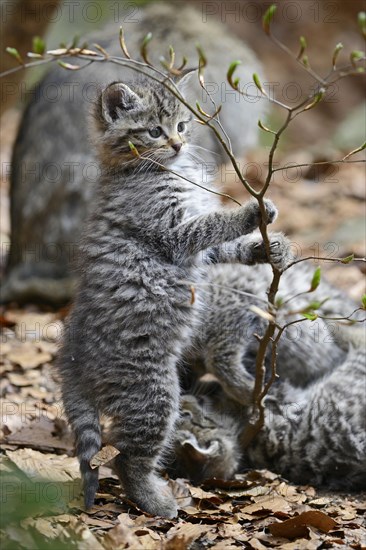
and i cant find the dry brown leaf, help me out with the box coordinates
[104,522,153,550]
[79,513,115,529]
[210,540,238,550]
[36,340,59,355]
[339,509,357,521]
[217,523,248,542]
[202,474,256,492]
[7,344,52,369]
[275,482,307,503]
[217,484,269,499]
[7,371,40,386]
[21,517,69,540]
[4,524,38,549]
[268,510,338,539]
[248,537,268,550]
[189,486,223,506]
[4,311,59,342]
[6,416,74,452]
[309,497,331,507]
[168,478,193,509]
[1,399,25,434]
[5,448,80,483]
[166,523,212,547]
[241,495,292,516]
[90,445,120,469]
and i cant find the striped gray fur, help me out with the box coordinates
[56,77,278,518]
[4,2,266,304]
[173,262,366,489]
[186,258,363,404]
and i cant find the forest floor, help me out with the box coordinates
[1,107,366,549]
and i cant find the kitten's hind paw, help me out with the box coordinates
[127,481,178,518]
[114,458,178,518]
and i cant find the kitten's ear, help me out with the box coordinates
[175,68,198,93]
[183,437,220,462]
[101,82,141,123]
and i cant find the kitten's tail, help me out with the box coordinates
[67,405,102,509]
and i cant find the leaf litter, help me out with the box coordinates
[1,277,365,548]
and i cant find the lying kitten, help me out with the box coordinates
[186,259,359,404]
[174,267,366,489]
[57,75,279,518]
[174,330,366,489]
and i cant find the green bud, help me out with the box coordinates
[258,119,275,134]
[119,27,131,59]
[196,44,207,68]
[253,73,266,94]
[332,43,343,69]
[32,36,45,55]
[141,32,152,65]
[227,60,241,90]
[57,61,81,70]
[350,50,365,67]
[304,88,325,111]
[297,36,307,60]
[358,12,366,38]
[302,312,318,321]
[263,5,277,35]
[340,253,354,264]
[309,266,321,292]
[5,47,24,65]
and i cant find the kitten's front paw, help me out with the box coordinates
[263,199,278,224]
[240,199,278,235]
[248,232,291,269]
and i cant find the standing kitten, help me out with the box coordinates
[57,76,277,518]
[4,2,266,304]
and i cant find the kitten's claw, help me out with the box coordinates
[249,232,291,269]
[263,199,278,224]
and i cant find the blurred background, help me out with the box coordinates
[0,0,365,298]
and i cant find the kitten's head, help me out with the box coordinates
[171,394,242,483]
[92,74,194,170]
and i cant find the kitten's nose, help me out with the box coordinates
[172,142,182,153]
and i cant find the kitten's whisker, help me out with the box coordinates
[189,144,221,157]
[187,152,206,165]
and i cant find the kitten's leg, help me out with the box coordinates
[204,232,291,270]
[62,395,101,509]
[205,339,256,405]
[109,366,180,518]
[164,199,277,261]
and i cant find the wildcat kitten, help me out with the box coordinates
[4,2,266,304]
[185,258,359,405]
[57,76,278,518]
[174,326,366,490]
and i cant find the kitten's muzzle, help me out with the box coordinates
[172,142,182,153]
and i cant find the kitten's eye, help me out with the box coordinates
[177,122,186,133]
[149,127,162,138]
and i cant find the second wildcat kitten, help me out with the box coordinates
[56,76,278,518]
[174,329,366,490]
[173,259,366,489]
